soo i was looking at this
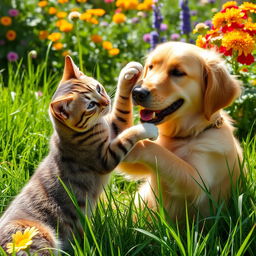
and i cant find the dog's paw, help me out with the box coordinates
[137,123,158,141]
[118,62,143,90]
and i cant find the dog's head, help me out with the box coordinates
[133,42,240,125]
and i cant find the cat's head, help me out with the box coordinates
[50,56,110,132]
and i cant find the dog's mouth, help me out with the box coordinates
[140,99,184,124]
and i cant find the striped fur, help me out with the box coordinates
[0,57,157,255]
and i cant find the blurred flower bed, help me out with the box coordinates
[0,0,255,139]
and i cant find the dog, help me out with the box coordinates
[117,42,244,219]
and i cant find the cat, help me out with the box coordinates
[0,56,157,255]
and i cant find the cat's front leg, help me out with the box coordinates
[110,62,143,136]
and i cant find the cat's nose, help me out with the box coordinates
[132,86,150,104]
[100,98,110,107]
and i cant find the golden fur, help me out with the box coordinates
[117,42,244,219]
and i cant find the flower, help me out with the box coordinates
[38,1,48,7]
[196,34,207,48]
[102,41,113,50]
[6,30,16,41]
[55,19,67,27]
[76,0,87,2]
[56,12,67,18]
[222,1,237,10]
[109,48,120,56]
[58,0,69,3]
[100,21,109,27]
[193,23,209,34]
[222,31,255,57]
[170,33,180,41]
[60,22,73,32]
[131,17,140,24]
[160,23,168,31]
[7,52,19,62]
[237,53,254,65]
[143,33,151,42]
[68,11,81,21]
[179,0,191,34]
[6,227,39,253]
[53,42,64,50]
[80,12,92,21]
[150,30,159,49]
[48,32,61,42]
[152,4,163,30]
[116,0,139,10]
[0,16,12,26]
[86,9,106,16]
[48,7,57,15]
[91,34,103,43]
[239,2,256,13]
[62,50,71,56]
[39,30,49,40]
[8,9,19,17]
[112,13,126,24]
[105,0,114,3]
[29,50,37,59]
[137,0,153,11]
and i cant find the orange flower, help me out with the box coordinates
[137,0,153,11]
[86,9,106,16]
[109,48,120,56]
[239,2,256,13]
[53,42,64,50]
[116,0,139,10]
[58,0,69,3]
[80,12,92,21]
[91,34,102,43]
[112,13,126,24]
[102,41,113,50]
[6,30,16,41]
[62,50,71,56]
[48,7,57,15]
[89,17,98,24]
[0,16,12,26]
[39,30,49,40]
[38,1,48,7]
[76,0,87,2]
[56,12,67,18]
[222,1,237,9]
[48,32,61,42]
[196,35,207,48]
[60,22,73,32]
[55,19,66,27]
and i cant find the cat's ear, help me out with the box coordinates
[50,95,74,121]
[61,55,85,83]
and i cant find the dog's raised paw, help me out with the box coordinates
[141,123,158,141]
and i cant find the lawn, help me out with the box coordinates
[0,0,255,255]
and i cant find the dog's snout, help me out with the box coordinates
[132,86,150,103]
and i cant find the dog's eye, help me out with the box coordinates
[148,64,153,70]
[169,69,186,77]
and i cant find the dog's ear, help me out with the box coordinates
[60,56,86,83]
[202,54,241,120]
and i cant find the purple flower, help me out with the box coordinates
[207,0,216,3]
[170,33,180,41]
[152,4,163,30]
[190,10,197,16]
[7,51,19,62]
[0,40,5,46]
[100,21,109,27]
[131,17,140,24]
[179,0,191,35]
[150,31,159,50]
[204,20,212,28]
[160,23,168,31]
[8,9,19,17]
[143,33,151,43]
[161,36,167,42]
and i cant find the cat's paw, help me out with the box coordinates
[118,62,143,90]
[139,123,158,141]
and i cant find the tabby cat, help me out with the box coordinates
[0,56,157,255]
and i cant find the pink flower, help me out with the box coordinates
[8,9,19,17]
[7,51,19,62]
[143,33,151,43]
[160,23,168,31]
[104,0,114,2]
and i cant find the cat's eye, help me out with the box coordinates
[87,101,97,109]
[169,68,186,77]
[148,64,153,70]
[96,84,101,93]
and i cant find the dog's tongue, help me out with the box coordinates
[140,109,154,121]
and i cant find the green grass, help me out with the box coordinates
[0,62,255,256]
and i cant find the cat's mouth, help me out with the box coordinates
[140,99,184,124]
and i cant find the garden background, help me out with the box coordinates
[0,0,255,255]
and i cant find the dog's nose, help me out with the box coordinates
[132,86,150,103]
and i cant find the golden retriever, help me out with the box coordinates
[117,42,244,219]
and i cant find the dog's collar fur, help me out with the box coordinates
[173,116,224,140]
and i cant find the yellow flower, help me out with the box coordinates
[39,30,49,40]
[38,1,48,7]
[80,12,92,21]
[55,19,66,27]
[239,2,256,13]
[137,0,153,11]
[86,9,106,16]
[58,0,69,3]
[48,7,57,15]
[89,17,99,24]
[6,30,16,41]
[62,50,71,56]
[48,32,61,42]
[91,34,102,43]
[193,23,209,34]
[6,227,39,254]
[0,16,12,26]
[53,42,64,50]
[76,0,87,2]
[244,22,256,34]
[212,8,245,29]
[102,41,113,50]
[251,79,256,86]
[116,0,139,10]
[222,31,255,56]
[196,35,207,48]
[222,1,237,9]
[56,11,67,18]
[60,22,73,32]
[109,48,120,56]
[112,13,126,24]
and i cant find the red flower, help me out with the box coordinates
[221,5,238,13]
[237,53,255,65]
[219,46,233,56]
[221,22,244,33]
